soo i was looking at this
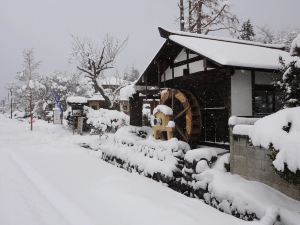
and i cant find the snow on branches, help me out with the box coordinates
[274,34,300,108]
[178,0,239,35]
[71,35,128,109]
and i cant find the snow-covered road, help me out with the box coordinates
[0,116,276,225]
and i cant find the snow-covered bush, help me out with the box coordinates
[249,107,300,184]
[85,107,129,135]
[100,125,190,183]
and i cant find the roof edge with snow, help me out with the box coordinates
[158,27,286,50]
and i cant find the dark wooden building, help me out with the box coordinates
[130,27,292,146]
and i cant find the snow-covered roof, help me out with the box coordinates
[66,96,88,104]
[160,27,292,71]
[87,93,105,101]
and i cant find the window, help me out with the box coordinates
[254,85,281,116]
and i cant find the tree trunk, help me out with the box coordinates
[92,79,112,109]
[196,2,203,34]
[30,90,33,131]
[188,0,192,32]
[180,0,185,31]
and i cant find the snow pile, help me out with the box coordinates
[66,96,88,104]
[85,107,129,135]
[153,105,173,116]
[100,125,190,180]
[249,107,300,173]
[228,116,260,126]
[197,169,300,225]
[119,84,136,101]
[178,147,300,224]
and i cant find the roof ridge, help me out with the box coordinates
[158,27,286,50]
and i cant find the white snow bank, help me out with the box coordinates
[66,96,87,104]
[229,116,260,126]
[249,107,300,173]
[198,170,300,224]
[119,84,136,101]
[153,105,173,116]
[0,116,251,225]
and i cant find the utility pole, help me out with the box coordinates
[9,88,13,119]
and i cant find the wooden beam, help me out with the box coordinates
[157,61,161,88]
[172,55,203,68]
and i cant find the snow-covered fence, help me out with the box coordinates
[229,110,300,201]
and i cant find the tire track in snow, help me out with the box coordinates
[10,152,97,225]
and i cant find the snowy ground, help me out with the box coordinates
[0,115,298,225]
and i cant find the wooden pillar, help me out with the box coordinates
[251,70,255,116]
[129,93,143,126]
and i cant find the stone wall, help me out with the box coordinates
[230,132,300,201]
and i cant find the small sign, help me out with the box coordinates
[72,109,82,117]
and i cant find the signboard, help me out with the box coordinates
[53,109,62,124]
[72,109,82,117]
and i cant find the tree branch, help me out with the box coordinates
[202,4,227,29]
[77,66,94,77]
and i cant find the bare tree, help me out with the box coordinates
[256,26,275,44]
[178,0,239,35]
[256,26,300,51]
[71,34,128,109]
[19,49,41,130]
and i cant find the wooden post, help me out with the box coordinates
[129,93,143,126]
[251,70,255,116]
[9,89,12,119]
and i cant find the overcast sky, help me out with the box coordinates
[1,0,299,99]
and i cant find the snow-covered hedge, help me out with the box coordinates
[249,107,300,178]
[85,107,129,135]
[100,126,190,183]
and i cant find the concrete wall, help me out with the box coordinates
[231,70,253,117]
[230,132,300,200]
